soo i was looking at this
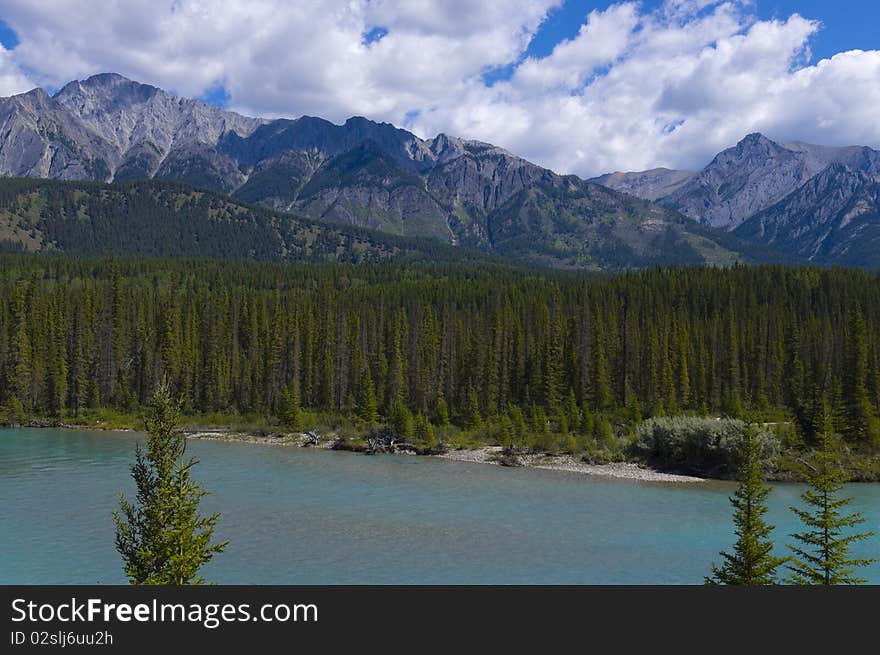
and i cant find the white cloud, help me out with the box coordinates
[0,44,32,96]
[1,0,878,176]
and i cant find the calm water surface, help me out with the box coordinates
[1,428,878,584]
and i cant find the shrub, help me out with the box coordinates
[632,416,780,477]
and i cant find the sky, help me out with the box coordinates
[0,1,878,177]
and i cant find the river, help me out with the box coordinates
[1,428,878,584]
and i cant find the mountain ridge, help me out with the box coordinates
[592,133,880,267]
[0,73,779,270]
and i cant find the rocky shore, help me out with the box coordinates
[438,446,704,482]
[185,430,704,483]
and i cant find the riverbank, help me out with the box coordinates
[438,447,705,482]
[11,419,879,482]
[185,429,705,483]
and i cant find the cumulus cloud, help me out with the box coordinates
[0,44,31,96]
[1,0,878,176]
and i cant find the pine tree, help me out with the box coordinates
[497,413,514,451]
[356,366,379,426]
[706,427,784,585]
[413,412,437,452]
[8,286,32,412]
[591,313,612,410]
[279,383,302,431]
[435,395,450,428]
[389,400,414,441]
[113,382,227,585]
[787,416,876,585]
[842,310,878,444]
[509,404,528,450]
[465,387,482,430]
[593,416,616,452]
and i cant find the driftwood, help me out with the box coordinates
[364,428,415,455]
[302,430,321,447]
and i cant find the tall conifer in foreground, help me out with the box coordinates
[706,427,784,585]
[787,414,876,585]
[114,382,227,585]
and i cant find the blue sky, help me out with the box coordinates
[480,0,878,84]
[4,2,876,98]
[0,19,18,49]
[525,1,878,61]
[4,2,876,66]
[0,1,877,176]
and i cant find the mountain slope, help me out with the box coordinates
[0,73,778,270]
[590,168,695,201]
[593,133,880,268]
[595,134,880,229]
[734,164,880,267]
[0,177,500,266]
[0,176,777,270]
[0,73,261,186]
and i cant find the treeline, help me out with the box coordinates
[0,178,499,266]
[1,255,879,450]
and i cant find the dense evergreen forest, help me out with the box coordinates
[1,255,878,475]
[0,178,501,267]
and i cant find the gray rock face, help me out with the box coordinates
[589,168,695,201]
[734,163,880,266]
[595,133,880,231]
[0,74,558,247]
[662,134,834,228]
[0,73,262,183]
[591,133,880,267]
[1,73,856,268]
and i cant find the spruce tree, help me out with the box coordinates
[706,427,784,585]
[413,412,437,452]
[356,366,379,426]
[279,383,302,431]
[787,417,876,585]
[389,400,414,441]
[497,414,514,451]
[465,387,482,430]
[842,310,878,444]
[509,405,528,450]
[591,313,613,410]
[114,382,227,585]
[435,395,450,428]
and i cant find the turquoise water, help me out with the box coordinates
[1,428,878,584]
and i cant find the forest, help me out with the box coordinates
[0,254,878,478]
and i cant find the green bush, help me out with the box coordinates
[632,416,779,477]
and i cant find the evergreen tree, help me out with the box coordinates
[593,416,616,452]
[8,286,32,411]
[389,400,414,441]
[279,383,303,431]
[497,414,514,451]
[842,310,878,444]
[356,366,379,426]
[435,395,450,428]
[464,387,482,430]
[413,412,437,452]
[591,313,613,410]
[509,405,528,451]
[706,427,784,585]
[114,382,227,585]
[787,415,876,585]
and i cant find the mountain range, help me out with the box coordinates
[1,73,877,269]
[593,133,880,267]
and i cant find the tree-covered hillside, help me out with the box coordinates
[0,178,498,266]
[1,257,878,475]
